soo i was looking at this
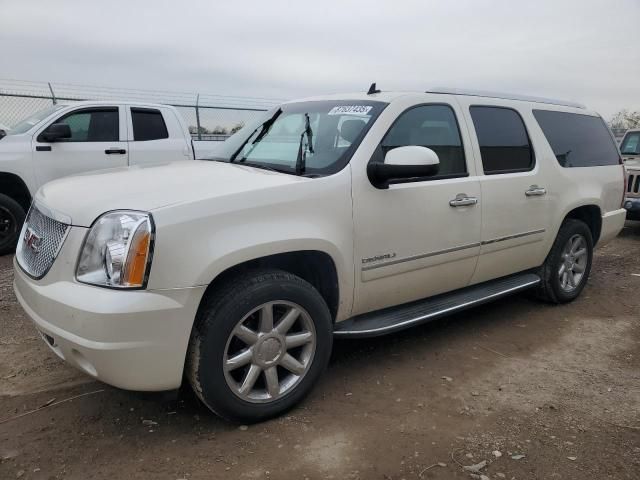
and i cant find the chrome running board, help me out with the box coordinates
[334,273,541,338]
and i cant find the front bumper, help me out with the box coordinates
[624,197,640,220]
[13,241,206,391]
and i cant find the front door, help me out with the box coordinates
[352,99,482,315]
[32,106,128,188]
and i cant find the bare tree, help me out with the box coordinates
[211,126,228,135]
[189,126,212,134]
[609,110,640,130]
[229,122,245,135]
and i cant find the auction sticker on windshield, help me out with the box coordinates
[328,105,373,116]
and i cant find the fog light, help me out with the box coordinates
[624,201,633,210]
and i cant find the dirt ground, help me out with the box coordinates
[1,228,639,480]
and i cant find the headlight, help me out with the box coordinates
[76,211,154,289]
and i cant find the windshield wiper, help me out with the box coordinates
[230,108,282,163]
[295,113,314,175]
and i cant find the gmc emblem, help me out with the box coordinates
[23,227,43,253]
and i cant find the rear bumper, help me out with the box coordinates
[14,258,206,391]
[599,208,627,245]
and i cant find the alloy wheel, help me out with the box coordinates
[558,233,588,292]
[223,301,316,403]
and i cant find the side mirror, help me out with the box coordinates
[367,146,440,189]
[41,123,72,142]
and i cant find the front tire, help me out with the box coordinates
[186,269,333,423]
[534,218,593,303]
[0,194,26,256]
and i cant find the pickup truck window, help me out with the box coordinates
[470,106,534,174]
[131,108,169,141]
[380,104,466,178]
[217,100,387,176]
[533,110,620,167]
[620,131,640,155]
[56,108,119,142]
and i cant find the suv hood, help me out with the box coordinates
[36,161,306,227]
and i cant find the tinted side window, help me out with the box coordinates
[381,105,466,177]
[470,106,534,174]
[533,110,620,167]
[58,109,119,142]
[132,108,169,141]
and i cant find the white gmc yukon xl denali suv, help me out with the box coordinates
[13,88,626,422]
[0,101,194,254]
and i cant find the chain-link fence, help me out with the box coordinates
[0,79,284,140]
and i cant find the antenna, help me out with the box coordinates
[367,82,381,95]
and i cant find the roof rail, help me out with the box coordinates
[425,87,586,109]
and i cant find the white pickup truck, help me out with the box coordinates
[0,101,195,254]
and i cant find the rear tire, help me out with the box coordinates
[534,218,593,304]
[186,269,333,423]
[0,193,26,256]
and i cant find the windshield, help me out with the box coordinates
[7,105,66,135]
[620,131,640,155]
[209,100,387,175]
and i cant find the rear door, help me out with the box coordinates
[457,99,551,284]
[32,106,128,187]
[126,107,191,165]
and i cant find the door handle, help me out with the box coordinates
[105,148,126,155]
[525,185,547,196]
[449,194,478,207]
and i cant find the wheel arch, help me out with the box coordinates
[563,204,602,245]
[0,172,31,212]
[199,249,342,323]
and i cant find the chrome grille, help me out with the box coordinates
[628,172,640,195]
[16,206,70,279]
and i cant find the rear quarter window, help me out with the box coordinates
[533,110,620,167]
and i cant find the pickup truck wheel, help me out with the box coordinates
[186,270,333,423]
[0,194,26,256]
[534,218,593,304]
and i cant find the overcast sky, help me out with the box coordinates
[1,0,638,118]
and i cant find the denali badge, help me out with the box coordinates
[362,253,397,264]
[23,227,43,253]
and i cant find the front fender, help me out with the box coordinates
[0,138,36,196]
[147,170,355,320]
